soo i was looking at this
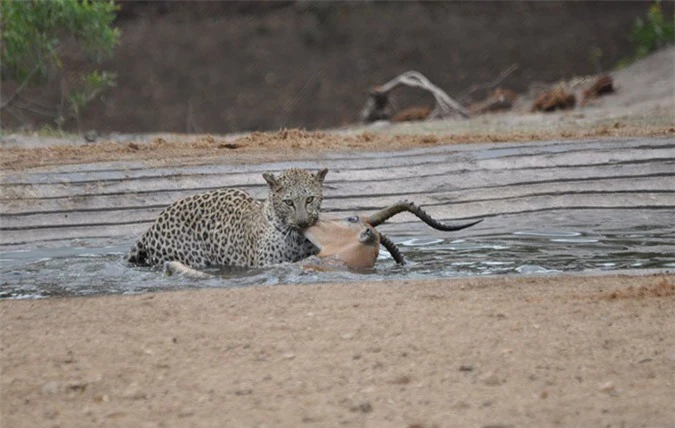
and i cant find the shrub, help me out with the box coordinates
[620,1,674,67]
[0,0,120,131]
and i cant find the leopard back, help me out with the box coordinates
[127,168,328,268]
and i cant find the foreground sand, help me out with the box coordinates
[2,273,674,427]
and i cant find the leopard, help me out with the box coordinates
[127,168,328,268]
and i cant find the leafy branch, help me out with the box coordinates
[0,0,120,131]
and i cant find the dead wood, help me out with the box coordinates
[581,74,615,106]
[531,88,576,112]
[469,88,518,115]
[360,71,468,123]
[392,106,433,122]
[457,63,519,103]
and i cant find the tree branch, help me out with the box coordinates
[14,99,58,117]
[362,70,469,121]
[457,63,518,103]
[0,65,41,111]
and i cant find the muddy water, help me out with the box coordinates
[1,208,673,299]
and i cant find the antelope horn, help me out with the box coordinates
[366,200,483,231]
[379,233,406,265]
[364,201,416,227]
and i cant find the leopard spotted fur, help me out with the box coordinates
[127,168,328,268]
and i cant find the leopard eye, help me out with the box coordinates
[283,199,294,207]
[346,215,360,223]
[305,196,314,204]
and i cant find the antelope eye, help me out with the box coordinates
[283,199,294,206]
[346,215,360,223]
[305,196,315,204]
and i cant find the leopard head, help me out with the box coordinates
[263,168,328,230]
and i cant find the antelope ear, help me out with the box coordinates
[263,172,278,189]
[315,168,328,183]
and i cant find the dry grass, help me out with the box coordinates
[2,125,674,170]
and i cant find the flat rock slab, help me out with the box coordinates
[1,137,674,247]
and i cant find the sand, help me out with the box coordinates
[2,273,674,427]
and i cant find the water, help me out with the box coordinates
[1,209,673,299]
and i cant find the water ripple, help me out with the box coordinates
[1,209,674,298]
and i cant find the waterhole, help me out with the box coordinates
[2,137,673,298]
[1,208,672,299]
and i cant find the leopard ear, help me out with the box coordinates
[263,172,278,189]
[315,168,328,183]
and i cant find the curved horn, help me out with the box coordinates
[379,233,406,265]
[366,201,416,227]
[367,201,483,231]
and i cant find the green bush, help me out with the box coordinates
[621,1,674,66]
[0,0,120,130]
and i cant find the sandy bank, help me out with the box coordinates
[2,272,674,427]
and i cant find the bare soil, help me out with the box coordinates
[2,123,675,171]
[2,46,673,171]
[2,273,674,428]
[2,1,672,134]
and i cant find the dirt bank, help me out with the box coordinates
[2,46,673,171]
[2,273,674,427]
[2,123,674,171]
[2,1,669,134]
